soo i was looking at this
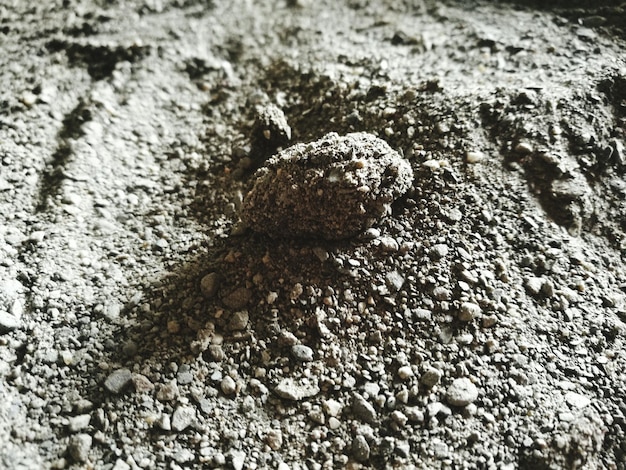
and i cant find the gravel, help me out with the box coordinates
[1,1,626,469]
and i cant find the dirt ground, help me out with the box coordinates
[1,0,626,468]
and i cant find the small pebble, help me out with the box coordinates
[514,142,533,154]
[274,378,320,401]
[222,287,252,309]
[405,406,425,423]
[386,270,405,292]
[420,367,442,388]
[397,365,414,380]
[322,399,343,417]
[446,378,479,406]
[266,428,283,450]
[459,302,481,321]
[230,450,246,470]
[427,401,451,418]
[352,393,378,424]
[565,391,591,409]
[391,410,408,427]
[228,310,249,331]
[429,244,449,260]
[68,433,92,463]
[291,344,314,362]
[171,406,195,432]
[445,208,463,223]
[158,413,171,431]
[68,414,91,432]
[379,236,399,252]
[525,277,544,296]
[200,272,220,298]
[352,435,370,462]
[466,151,486,163]
[156,380,179,401]
[221,376,237,395]
[0,311,20,332]
[104,368,132,394]
[328,417,341,430]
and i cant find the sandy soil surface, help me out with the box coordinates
[1,0,626,468]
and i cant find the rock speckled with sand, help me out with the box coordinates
[241,132,414,239]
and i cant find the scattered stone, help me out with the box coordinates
[266,428,283,450]
[466,151,486,163]
[28,230,46,244]
[432,286,451,300]
[420,367,442,388]
[177,368,194,385]
[0,311,20,332]
[426,401,452,418]
[328,417,341,430]
[104,368,132,394]
[221,376,237,395]
[250,103,292,161]
[278,331,298,346]
[156,380,179,401]
[112,459,131,470]
[445,208,463,223]
[68,414,91,432]
[397,365,414,380]
[274,378,320,401]
[352,435,370,462]
[227,310,249,331]
[68,433,92,463]
[200,272,220,298]
[391,410,408,427]
[385,270,405,292]
[230,450,246,470]
[132,374,155,393]
[171,406,195,432]
[565,392,591,409]
[405,406,425,423]
[222,288,252,310]
[429,244,449,260]
[158,413,171,431]
[308,407,325,424]
[525,276,544,296]
[515,142,533,154]
[446,378,479,407]
[291,344,314,362]
[395,440,411,458]
[458,302,481,321]
[241,132,414,239]
[322,399,343,417]
[352,393,378,424]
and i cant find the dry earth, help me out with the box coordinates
[1,0,626,469]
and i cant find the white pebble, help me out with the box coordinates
[397,365,414,380]
[466,151,486,163]
[221,376,237,395]
[446,377,479,406]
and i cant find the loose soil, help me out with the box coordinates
[1,1,626,469]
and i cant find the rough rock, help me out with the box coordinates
[446,378,479,407]
[274,378,320,401]
[241,132,414,239]
[104,369,133,394]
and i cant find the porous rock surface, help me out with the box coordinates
[241,132,414,239]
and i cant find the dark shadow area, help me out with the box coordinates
[36,98,92,212]
[46,39,149,80]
